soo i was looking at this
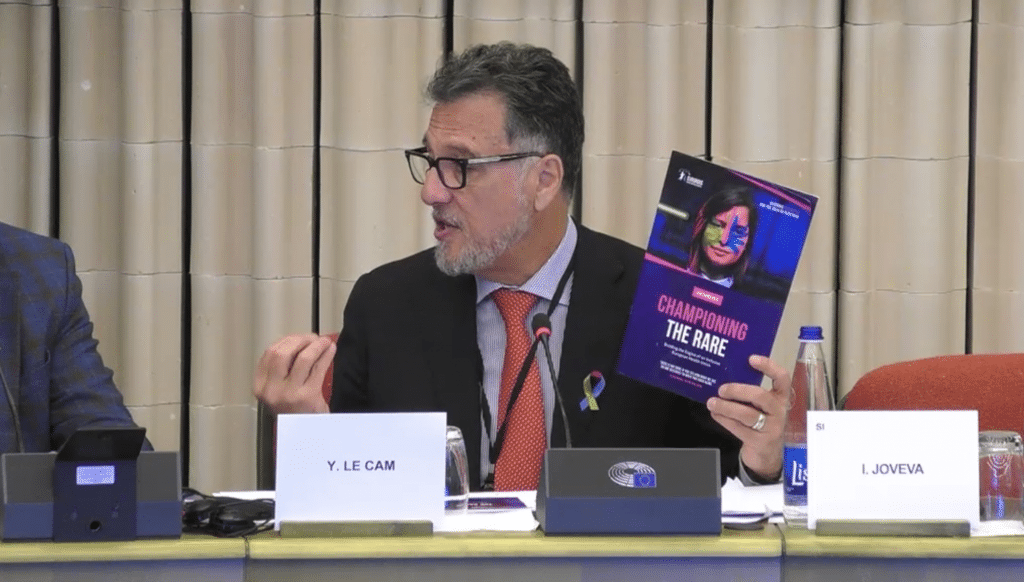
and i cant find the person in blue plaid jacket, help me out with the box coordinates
[0,221,145,453]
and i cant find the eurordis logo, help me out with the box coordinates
[608,461,657,488]
[677,169,704,188]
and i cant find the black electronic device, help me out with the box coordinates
[0,427,181,541]
[535,448,722,535]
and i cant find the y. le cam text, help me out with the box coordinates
[326,459,397,472]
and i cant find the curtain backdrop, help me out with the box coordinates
[0,0,1019,492]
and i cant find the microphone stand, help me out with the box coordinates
[531,313,572,449]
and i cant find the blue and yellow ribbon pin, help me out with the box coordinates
[579,371,605,411]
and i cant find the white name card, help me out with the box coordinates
[276,412,446,527]
[806,410,978,530]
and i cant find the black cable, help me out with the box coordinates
[311,0,322,333]
[443,0,453,56]
[181,487,275,537]
[965,0,979,354]
[180,0,194,488]
[704,0,714,161]
[572,0,584,224]
[833,0,846,397]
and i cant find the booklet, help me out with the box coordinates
[616,151,817,403]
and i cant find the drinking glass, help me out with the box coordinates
[979,430,1024,522]
[445,426,469,514]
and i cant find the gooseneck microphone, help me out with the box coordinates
[0,347,25,453]
[531,313,572,449]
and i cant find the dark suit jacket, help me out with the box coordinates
[331,225,741,490]
[0,222,145,453]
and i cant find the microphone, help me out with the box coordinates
[531,313,572,449]
[0,346,25,453]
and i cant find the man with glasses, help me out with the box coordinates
[255,42,788,490]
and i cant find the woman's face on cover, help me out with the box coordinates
[701,205,750,267]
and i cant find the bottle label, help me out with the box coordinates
[784,445,808,497]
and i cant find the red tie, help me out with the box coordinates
[492,289,546,491]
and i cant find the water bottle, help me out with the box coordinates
[783,325,835,528]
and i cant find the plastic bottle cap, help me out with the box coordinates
[798,326,824,341]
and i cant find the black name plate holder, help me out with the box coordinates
[536,448,721,535]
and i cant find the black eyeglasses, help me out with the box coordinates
[404,146,546,190]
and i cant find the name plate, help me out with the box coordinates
[276,413,445,527]
[806,410,978,530]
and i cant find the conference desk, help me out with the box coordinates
[0,535,246,582]
[4,526,1024,582]
[782,527,1024,582]
[0,528,780,582]
[245,527,781,582]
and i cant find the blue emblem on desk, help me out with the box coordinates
[608,461,657,488]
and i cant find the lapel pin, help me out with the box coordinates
[579,371,605,411]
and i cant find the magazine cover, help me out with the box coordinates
[617,151,817,403]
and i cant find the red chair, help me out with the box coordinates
[256,332,340,490]
[842,353,1024,432]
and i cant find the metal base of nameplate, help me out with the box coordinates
[279,520,433,537]
[815,519,971,537]
[536,448,721,535]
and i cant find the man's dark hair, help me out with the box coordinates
[426,42,584,198]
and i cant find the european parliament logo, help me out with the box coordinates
[608,461,657,489]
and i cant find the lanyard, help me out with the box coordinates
[479,248,576,488]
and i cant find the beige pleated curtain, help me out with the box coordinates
[0,0,1020,493]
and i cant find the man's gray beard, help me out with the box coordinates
[434,210,532,277]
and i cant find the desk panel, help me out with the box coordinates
[0,558,243,582]
[17,525,1022,581]
[782,528,1024,582]
[785,556,1024,582]
[245,528,783,582]
[0,535,246,582]
[246,556,780,582]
